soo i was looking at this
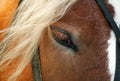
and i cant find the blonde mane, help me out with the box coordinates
[0,0,77,80]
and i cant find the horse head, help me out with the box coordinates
[0,0,120,81]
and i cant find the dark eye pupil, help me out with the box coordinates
[50,26,78,51]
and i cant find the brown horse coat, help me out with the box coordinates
[0,0,116,81]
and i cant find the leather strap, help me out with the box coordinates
[114,40,120,81]
[32,49,42,81]
[96,0,120,81]
[96,0,120,43]
[19,0,23,4]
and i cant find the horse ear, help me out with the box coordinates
[0,0,18,40]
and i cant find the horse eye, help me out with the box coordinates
[50,26,78,51]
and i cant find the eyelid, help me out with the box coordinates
[50,26,71,37]
[50,26,78,51]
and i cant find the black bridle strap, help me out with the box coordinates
[18,0,23,5]
[96,0,120,81]
[96,0,120,42]
[32,49,42,81]
[115,41,120,81]
[96,0,120,41]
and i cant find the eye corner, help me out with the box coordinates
[70,42,78,52]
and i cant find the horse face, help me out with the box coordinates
[39,0,114,81]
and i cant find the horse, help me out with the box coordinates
[0,0,120,81]
[0,0,18,40]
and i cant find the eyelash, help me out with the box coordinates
[50,26,78,51]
